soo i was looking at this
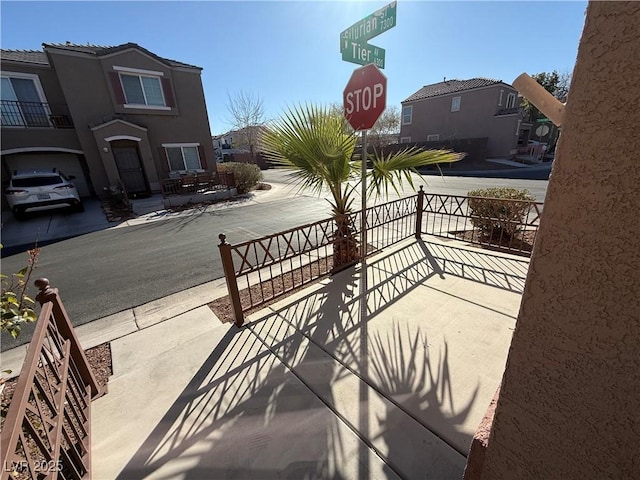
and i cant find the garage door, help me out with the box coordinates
[5,152,91,197]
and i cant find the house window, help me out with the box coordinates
[427,134,440,142]
[1,72,50,127]
[164,144,202,171]
[451,96,461,112]
[499,89,504,106]
[402,105,412,125]
[506,92,516,109]
[112,66,173,110]
[400,136,411,143]
[121,74,165,106]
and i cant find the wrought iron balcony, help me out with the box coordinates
[1,100,74,129]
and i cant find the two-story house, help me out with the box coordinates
[1,42,216,200]
[399,78,525,159]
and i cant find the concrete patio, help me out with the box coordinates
[91,236,528,479]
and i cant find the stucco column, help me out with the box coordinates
[480,2,640,479]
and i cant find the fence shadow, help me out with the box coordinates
[419,238,530,294]
[115,238,524,478]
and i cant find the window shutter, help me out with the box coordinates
[198,145,208,171]
[158,147,170,177]
[161,78,175,108]
[109,72,126,104]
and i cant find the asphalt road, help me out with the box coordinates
[1,171,548,348]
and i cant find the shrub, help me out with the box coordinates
[1,246,40,379]
[218,162,263,194]
[467,187,535,239]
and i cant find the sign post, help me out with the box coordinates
[340,4,396,454]
[343,64,387,262]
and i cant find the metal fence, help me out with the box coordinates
[419,191,543,256]
[218,216,336,326]
[219,188,543,326]
[218,195,420,326]
[1,100,74,129]
[0,279,102,480]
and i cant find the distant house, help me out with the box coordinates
[400,78,526,159]
[212,126,267,165]
[1,42,216,199]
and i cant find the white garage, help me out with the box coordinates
[4,151,92,197]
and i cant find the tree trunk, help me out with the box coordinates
[332,212,360,272]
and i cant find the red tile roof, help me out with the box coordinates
[403,78,508,103]
[1,42,201,70]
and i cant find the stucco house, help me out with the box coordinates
[1,42,216,200]
[399,78,526,159]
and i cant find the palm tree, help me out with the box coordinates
[261,104,463,270]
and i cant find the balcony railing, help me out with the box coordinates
[1,100,74,129]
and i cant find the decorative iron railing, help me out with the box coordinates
[419,191,543,256]
[218,195,420,326]
[218,188,543,326]
[0,279,102,480]
[1,101,74,129]
[218,215,337,326]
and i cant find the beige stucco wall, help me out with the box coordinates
[91,120,159,191]
[47,47,216,193]
[400,84,521,157]
[480,2,640,478]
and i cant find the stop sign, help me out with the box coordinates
[343,64,387,131]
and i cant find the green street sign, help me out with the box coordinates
[340,1,396,53]
[342,42,385,69]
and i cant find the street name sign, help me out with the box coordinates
[340,1,396,69]
[343,64,387,131]
[342,42,385,69]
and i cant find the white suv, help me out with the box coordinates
[5,170,83,219]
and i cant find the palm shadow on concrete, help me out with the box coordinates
[115,238,524,479]
[117,271,361,479]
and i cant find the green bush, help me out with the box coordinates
[467,187,535,239]
[218,162,263,194]
[1,245,40,379]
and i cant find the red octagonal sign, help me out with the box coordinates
[343,64,387,131]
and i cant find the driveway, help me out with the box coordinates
[1,198,112,257]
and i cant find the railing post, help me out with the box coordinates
[218,234,244,327]
[34,278,102,398]
[415,185,424,239]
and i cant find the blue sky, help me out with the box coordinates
[1,1,588,134]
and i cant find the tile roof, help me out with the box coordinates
[2,43,201,69]
[1,49,49,65]
[403,78,506,103]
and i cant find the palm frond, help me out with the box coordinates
[262,104,357,209]
[367,147,464,199]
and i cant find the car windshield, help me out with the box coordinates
[12,176,64,187]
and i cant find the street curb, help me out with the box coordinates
[1,277,232,380]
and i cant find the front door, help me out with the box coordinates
[112,146,148,195]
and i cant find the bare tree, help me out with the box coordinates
[226,90,266,157]
[369,105,400,148]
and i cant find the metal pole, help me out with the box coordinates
[361,130,367,261]
[358,128,369,479]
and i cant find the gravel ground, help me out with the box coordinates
[1,343,112,424]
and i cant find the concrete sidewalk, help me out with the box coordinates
[83,236,527,479]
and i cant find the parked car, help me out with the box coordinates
[4,169,84,219]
